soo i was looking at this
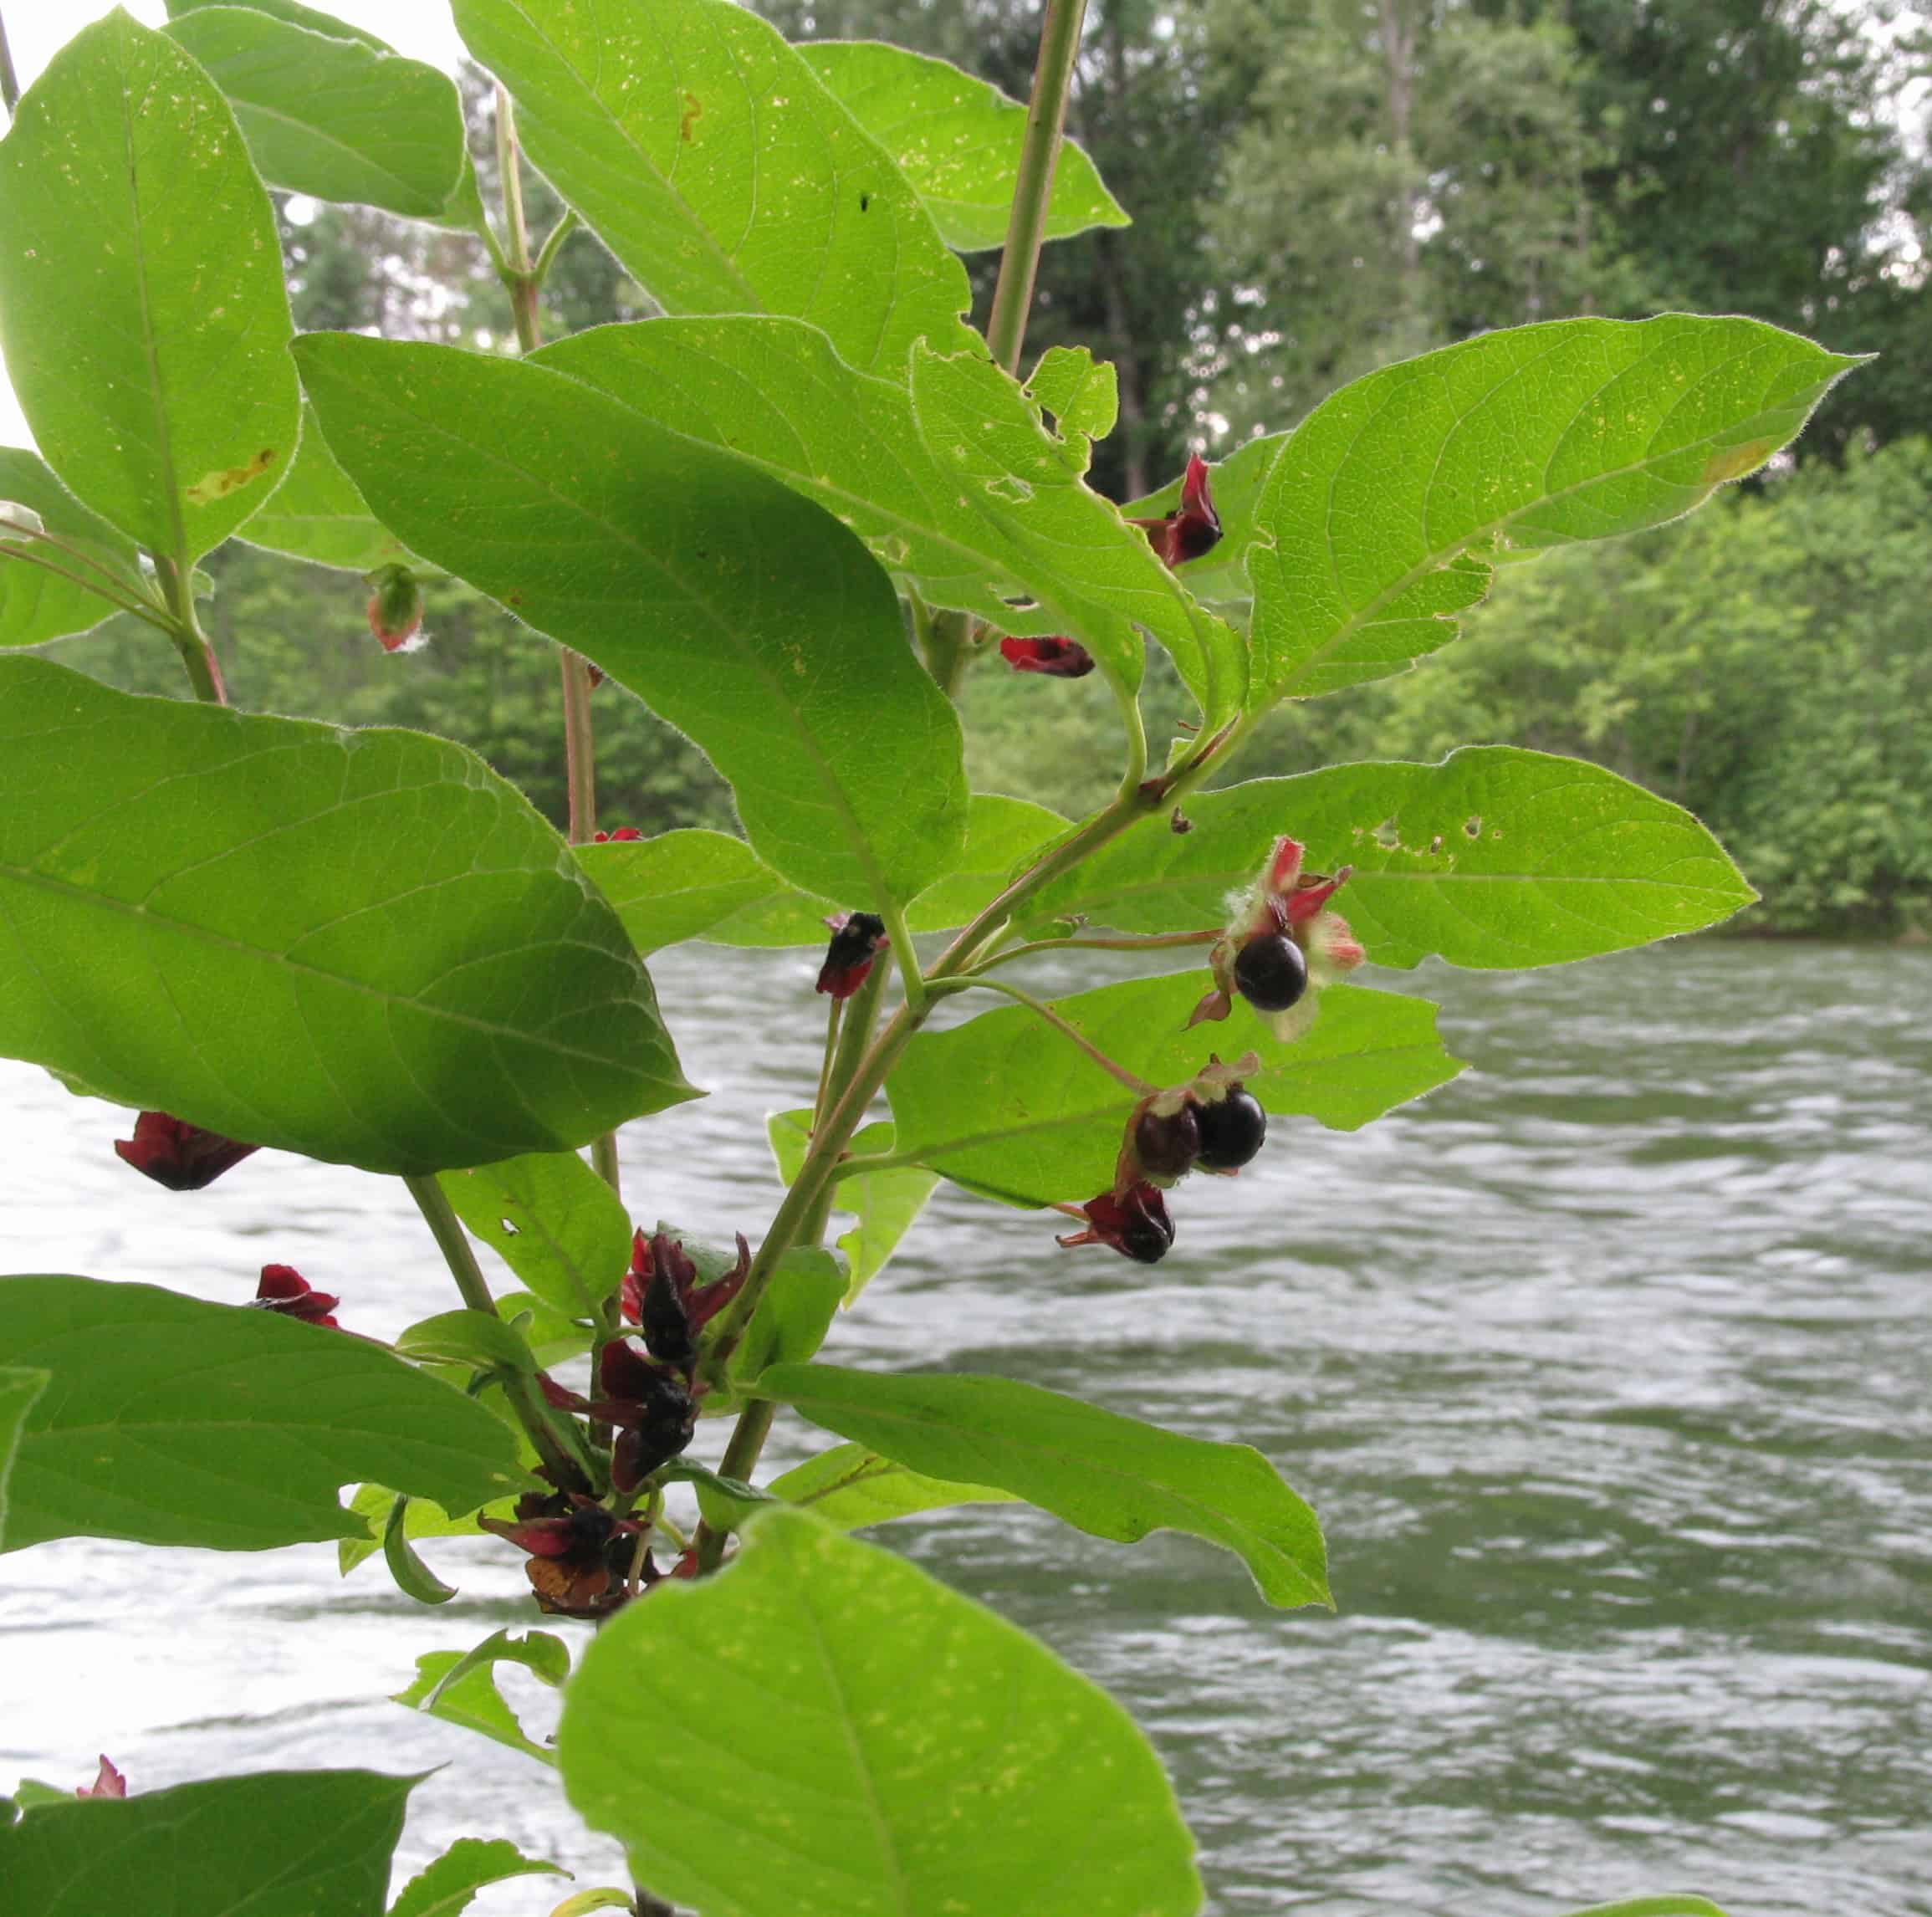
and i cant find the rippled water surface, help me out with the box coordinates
[5,940,1929,1914]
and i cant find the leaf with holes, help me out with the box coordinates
[1247,314,1861,706]
[559,1506,1202,1917]
[1029,748,1756,967]
[166,6,467,217]
[296,334,967,909]
[0,1770,416,1916]
[0,1276,521,1552]
[887,972,1459,1206]
[799,40,1127,252]
[769,1441,1012,1532]
[452,0,973,378]
[759,1365,1329,1608]
[438,1151,631,1324]
[1025,344,1119,469]
[0,657,687,1172]
[396,1628,570,1766]
[0,12,299,560]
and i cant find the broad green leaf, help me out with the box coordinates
[0,1367,48,1553]
[560,1506,1202,1917]
[1248,314,1862,706]
[887,972,1460,1206]
[396,1628,569,1766]
[1029,748,1756,967]
[769,1440,1013,1531]
[339,1480,516,1575]
[0,1275,521,1552]
[0,450,147,648]
[759,1366,1327,1609]
[534,318,1245,718]
[241,406,414,571]
[296,334,968,908]
[0,12,299,560]
[1025,344,1119,470]
[769,1111,936,1302]
[548,1893,645,1916]
[384,1493,458,1604]
[438,1152,631,1323]
[498,1290,595,1367]
[166,8,466,218]
[798,41,1128,253]
[1556,1903,1729,1917]
[0,658,687,1172]
[731,1249,847,1383]
[658,1460,774,1532]
[387,1838,566,1917]
[452,0,974,378]
[168,0,391,51]
[395,1310,539,1376]
[0,1770,415,1917]
[1121,432,1280,608]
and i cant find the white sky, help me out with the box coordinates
[1,0,466,447]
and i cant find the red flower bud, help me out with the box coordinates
[999,635,1096,678]
[76,1756,126,1799]
[816,912,888,999]
[364,563,426,652]
[592,827,643,842]
[1128,452,1221,568]
[1056,1182,1175,1264]
[250,1263,340,1327]
[114,1112,259,1192]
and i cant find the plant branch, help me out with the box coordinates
[984,0,1092,375]
[402,1173,596,1495]
[531,207,580,285]
[149,553,227,704]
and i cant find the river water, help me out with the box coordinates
[3,938,1929,1915]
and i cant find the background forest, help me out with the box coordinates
[74,0,1932,933]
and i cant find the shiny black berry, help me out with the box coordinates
[1232,932,1308,1013]
[1132,1102,1201,1183]
[1193,1089,1267,1171]
[1113,1188,1176,1263]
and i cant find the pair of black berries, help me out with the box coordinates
[1132,1087,1270,1183]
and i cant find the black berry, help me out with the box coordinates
[1194,1089,1267,1170]
[1232,932,1308,1013]
[1132,1102,1201,1183]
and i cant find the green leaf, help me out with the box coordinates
[546,1894,636,1917]
[1556,1903,1730,1917]
[0,451,147,648]
[452,0,974,378]
[1025,344,1120,467]
[0,657,687,1173]
[0,1770,416,1917]
[438,1152,631,1323]
[395,1310,539,1376]
[730,1249,848,1384]
[769,1111,936,1303]
[0,12,299,560]
[339,1480,515,1575]
[498,1291,594,1368]
[166,7,466,218]
[768,1441,1013,1531]
[396,1628,569,1766]
[296,334,968,909]
[0,1367,48,1553]
[887,972,1460,1206]
[1248,314,1862,706]
[1030,748,1756,967]
[534,317,1245,719]
[1121,432,1280,609]
[759,1366,1327,1610]
[387,1838,566,1917]
[559,1506,1202,1917]
[168,0,391,52]
[0,1275,521,1553]
[798,41,1128,253]
[241,407,414,571]
[657,1460,774,1533]
[383,1493,458,1604]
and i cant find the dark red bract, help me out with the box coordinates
[816,912,889,999]
[114,1112,259,1192]
[591,826,643,842]
[250,1263,340,1327]
[1130,452,1221,568]
[480,1490,645,1618]
[1056,1183,1176,1264]
[999,635,1096,678]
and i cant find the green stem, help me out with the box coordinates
[559,644,598,842]
[531,207,580,285]
[884,903,926,1014]
[984,0,1092,375]
[0,7,19,119]
[402,1173,596,1495]
[150,554,226,704]
[493,84,541,356]
[979,927,1223,972]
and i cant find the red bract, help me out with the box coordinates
[250,1264,340,1328]
[1129,452,1221,568]
[114,1112,259,1192]
[999,635,1096,678]
[620,1229,749,1371]
[590,1339,698,1494]
[76,1756,126,1799]
[816,911,889,999]
[364,562,426,652]
[592,826,643,841]
[1056,1182,1175,1264]
[480,1491,645,1618]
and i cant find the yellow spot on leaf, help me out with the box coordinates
[1701,439,1773,485]
[186,446,277,506]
